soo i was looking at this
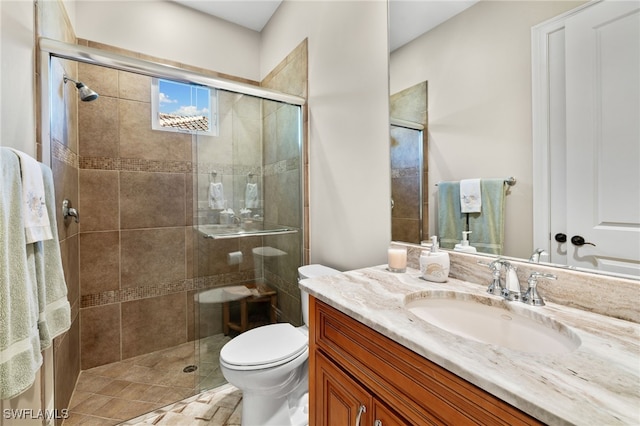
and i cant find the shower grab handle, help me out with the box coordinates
[204,228,297,239]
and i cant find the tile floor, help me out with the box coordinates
[62,334,232,425]
[121,384,242,426]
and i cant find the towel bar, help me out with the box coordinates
[436,177,516,186]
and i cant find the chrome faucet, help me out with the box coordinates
[480,259,507,297]
[529,248,547,263]
[522,271,557,306]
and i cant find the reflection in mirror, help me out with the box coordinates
[390,82,427,244]
[387,1,640,279]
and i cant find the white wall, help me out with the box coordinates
[261,1,391,271]
[390,1,581,259]
[74,0,261,81]
[0,0,36,155]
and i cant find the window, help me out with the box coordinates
[151,78,218,135]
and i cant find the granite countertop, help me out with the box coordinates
[299,265,640,425]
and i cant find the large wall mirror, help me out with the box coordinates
[389,0,639,279]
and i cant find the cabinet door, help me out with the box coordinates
[373,400,411,426]
[314,351,372,426]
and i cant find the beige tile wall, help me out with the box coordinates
[261,39,308,325]
[75,63,195,369]
[73,39,309,369]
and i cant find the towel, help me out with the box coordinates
[468,179,507,255]
[208,182,225,209]
[460,178,482,213]
[437,181,464,250]
[32,163,71,350]
[245,183,259,209]
[9,149,53,243]
[0,148,43,400]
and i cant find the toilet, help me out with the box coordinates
[219,264,341,426]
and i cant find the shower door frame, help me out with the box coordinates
[38,37,305,166]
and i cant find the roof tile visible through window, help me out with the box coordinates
[159,113,210,132]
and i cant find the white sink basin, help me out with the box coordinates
[405,291,581,354]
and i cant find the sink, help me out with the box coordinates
[405,291,581,354]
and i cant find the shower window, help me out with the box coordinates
[151,78,218,135]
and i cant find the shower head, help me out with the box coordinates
[63,76,99,102]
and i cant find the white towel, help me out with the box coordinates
[9,149,53,243]
[460,178,482,213]
[245,183,258,208]
[208,182,225,209]
[33,163,71,350]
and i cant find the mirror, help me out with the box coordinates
[389,0,639,279]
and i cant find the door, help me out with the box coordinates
[314,351,372,426]
[564,0,640,276]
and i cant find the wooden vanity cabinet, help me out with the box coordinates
[309,297,543,426]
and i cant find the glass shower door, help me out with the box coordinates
[192,92,303,393]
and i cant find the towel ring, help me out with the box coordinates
[209,171,217,183]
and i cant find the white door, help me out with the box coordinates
[564,0,640,277]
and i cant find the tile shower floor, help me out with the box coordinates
[63,334,235,425]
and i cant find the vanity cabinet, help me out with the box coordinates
[309,297,543,426]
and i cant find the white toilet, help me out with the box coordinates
[219,264,341,426]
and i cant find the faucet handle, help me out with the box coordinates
[478,258,506,271]
[522,272,557,306]
[479,259,506,296]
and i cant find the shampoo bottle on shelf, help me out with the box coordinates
[419,236,450,283]
[454,231,477,253]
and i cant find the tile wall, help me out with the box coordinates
[75,61,196,369]
[261,40,309,325]
[72,38,309,368]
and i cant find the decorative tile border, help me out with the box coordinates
[52,139,79,168]
[391,166,420,179]
[264,157,299,176]
[80,270,256,308]
[79,156,193,173]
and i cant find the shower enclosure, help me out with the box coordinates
[40,38,304,421]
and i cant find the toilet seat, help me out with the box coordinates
[220,323,308,371]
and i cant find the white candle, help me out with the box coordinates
[388,247,407,271]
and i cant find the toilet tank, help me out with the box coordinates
[298,264,341,327]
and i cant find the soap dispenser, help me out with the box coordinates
[419,236,450,283]
[454,231,477,253]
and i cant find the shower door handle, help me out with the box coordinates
[62,199,80,223]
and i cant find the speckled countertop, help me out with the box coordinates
[299,265,640,425]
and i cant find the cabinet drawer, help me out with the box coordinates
[312,297,542,426]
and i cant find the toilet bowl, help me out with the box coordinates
[219,264,341,426]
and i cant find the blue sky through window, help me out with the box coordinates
[158,79,210,117]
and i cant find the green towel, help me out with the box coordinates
[0,148,43,400]
[33,164,71,350]
[437,181,464,249]
[469,179,506,255]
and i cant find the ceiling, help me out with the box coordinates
[173,0,479,51]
